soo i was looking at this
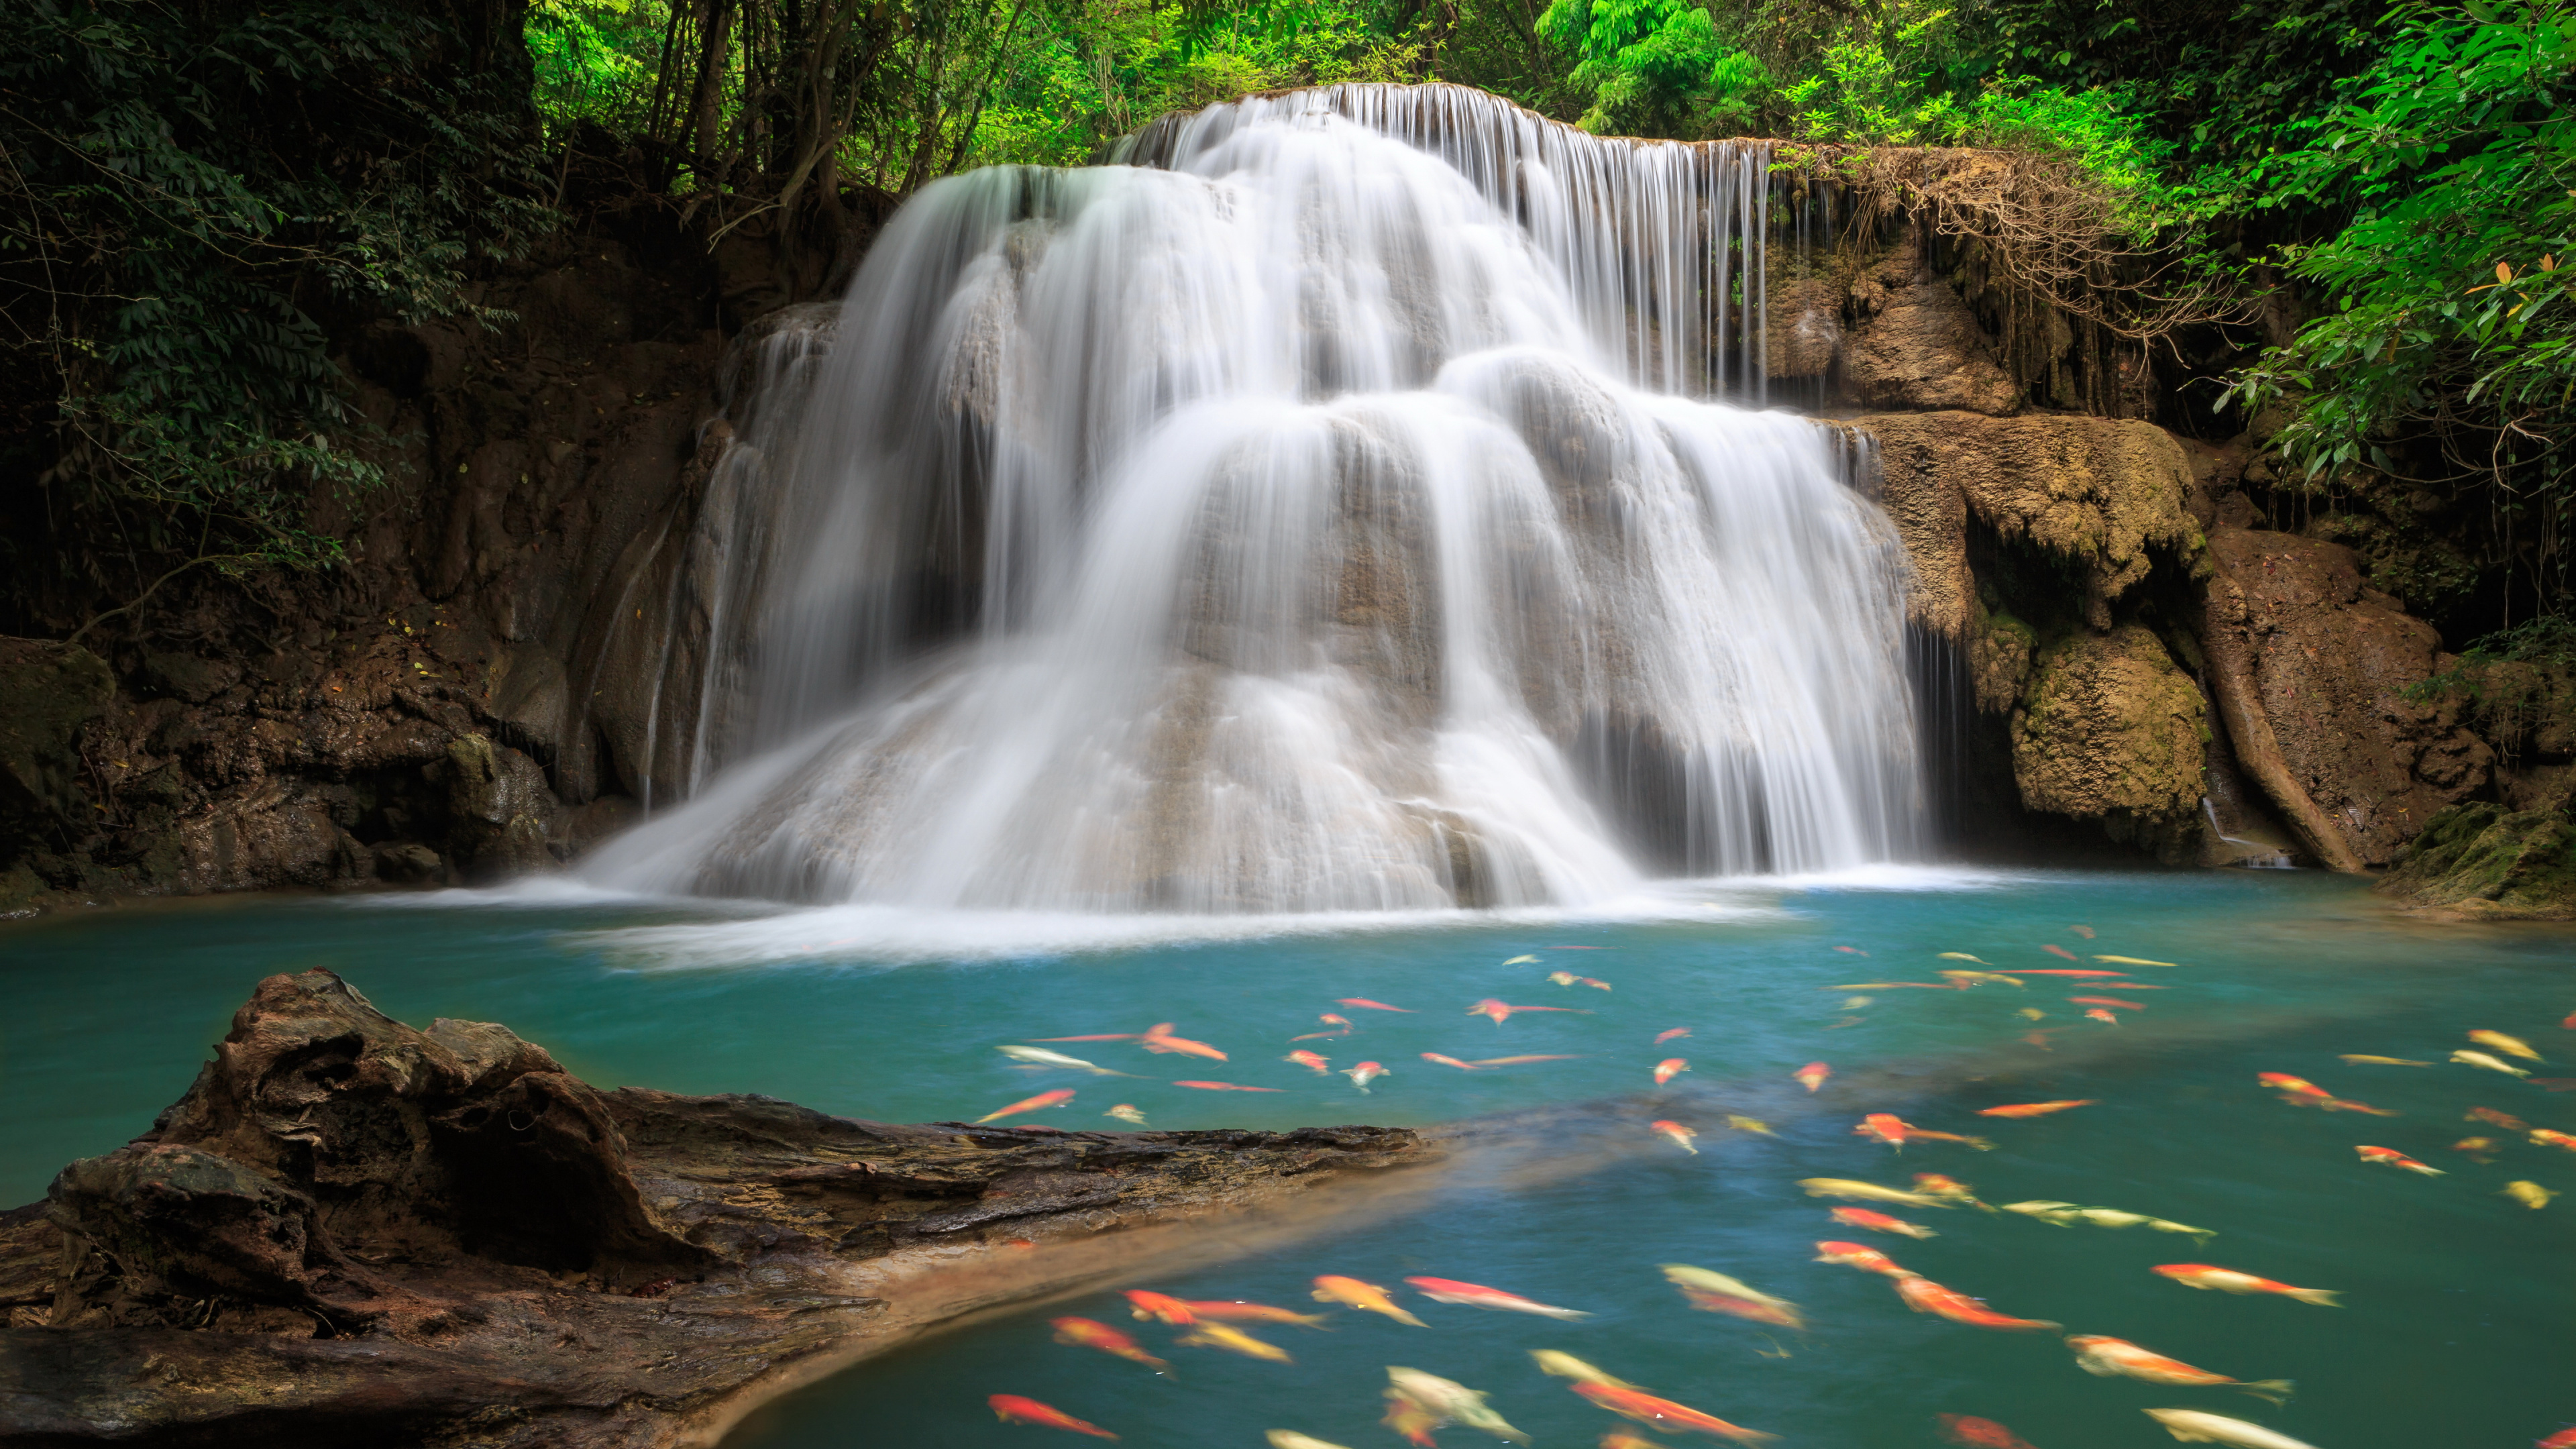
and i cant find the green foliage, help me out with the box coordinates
[1538,0,1754,136]
[529,0,670,140]
[0,0,548,619]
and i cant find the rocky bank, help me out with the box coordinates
[0,969,1431,1446]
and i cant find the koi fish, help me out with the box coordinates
[2454,1136,2500,1161]
[2257,1074,2347,1108]
[1799,1177,1949,1208]
[1311,1275,1426,1326]
[1831,1206,1937,1238]
[1843,996,1875,1009]
[1176,1321,1292,1362]
[1654,1057,1690,1085]
[1385,1368,1530,1445]
[1660,1265,1804,1328]
[1912,1173,1988,1207]
[2067,1336,2291,1401]
[2532,1128,2576,1152]
[2019,1008,2048,1021]
[1468,999,1590,1024]
[1283,1051,1331,1073]
[1034,1034,1142,1042]
[1570,1381,1776,1444]
[1834,981,1961,990]
[1123,1289,1195,1324]
[1420,1052,1481,1070]
[1725,1115,1775,1136]
[1814,1240,1911,1275]
[2043,944,2080,961]
[2151,1265,2341,1305]
[2141,1409,2318,1448]
[1267,1434,1351,1449]
[1104,1104,1147,1125]
[1183,1300,1330,1328]
[1336,999,1413,1012]
[1895,1274,2059,1330]
[1173,1080,1282,1091]
[2012,969,2129,977]
[1502,955,1540,965]
[989,1395,1118,1438]
[999,1046,1138,1075]
[1138,1024,1226,1061]
[2022,1030,2057,1049]
[2085,1009,2121,1025]
[1548,970,1582,985]
[2069,996,2145,1010]
[1856,1113,1909,1149]
[976,1089,1075,1123]
[2356,1144,2443,1175]
[1403,1276,1589,1320]
[1050,1317,1171,1371]
[1939,953,1988,963]
[1835,945,1865,953]
[1941,970,2027,987]
[1653,1119,1699,1154]
[2070,925,2096,938]
[2470,1029,2544,1061]
[1291,1014,1352,1041]
[2542,1431,2576,1449]
[1529,1349,1639,1389]
[2339,1055,2431,1066]
[1344,1061,1387,1091]
[1381,1389,1440,1449]
[1939,1415,2042,1449]
[1794,1061,1831,1092]
[1578,977,1611,989]
[1471,1055,1580,1066]
[1655,1027,1692,1044]
[2502,1179,2557,1208]
[2093,955,2179,967]
[2469,1106,2530,1130]
[1978,1099,2098,1118]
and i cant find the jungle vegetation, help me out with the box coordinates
[0,0,2569,647]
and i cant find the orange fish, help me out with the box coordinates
[2021,1030,2057,1050]
[2356,1144,2444,1175]
[1123,1289,1195,1324]
[1655,1028,1692,1044]
[989,1394,1118,1438]
[1309,1275,1426,1326]
[2070,925,2096,938]
[1911,1173,1982,1204]
[2011,969,2129,977]
[1173,1080,1281,1091]
[2453,1136,2501,1161]
[1180,1300,1328,1328]
[1794,1062,1831,1092]
[1834,945,1866,954]
[1894,1275,2060,1331]
[1283,1051,1332,1073]
[2541,1430,2576,1449]
[1034,1034,1142,1042]
[2468,1106,2528,1130]
[1937,1415,2041,1449]
[1652,1119,1699,1154]
[1049,1317,1170,1371]
[1856,1113,1910,1149]
[2065,1334,2291,1401]
[1335,998,1412,1012]
[1570,1381,1776,1443]
[1344,1061,1387,1091]
[2084,1009,2119,1025]
[1469,998,1590,1024]
[1654,1058,1690,1085]
[977,1089,1075,1123]
[1470,1055,1580,1066]
[1139,1024,1226,1061]
[2068,996,2143,1010]
[2152,1264,2341,1305]
[1291,1014,1352,1041]
[1814,1240,1911,1275]
[1831,1206,1937,1238]
[1403,1276,1590,1320]
[2532,1128,2576,1152]
[2259,1073,2333,1101]
[1978,1099,2098,1118]
[1421,1052,1482,1070]
[2042,945,2079,961]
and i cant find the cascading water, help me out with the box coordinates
[586,83,1925,912]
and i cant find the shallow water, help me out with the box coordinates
[2,869,2571,1448]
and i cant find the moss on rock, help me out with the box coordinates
[2010,624,2208,861]
[2375,801,2576,920]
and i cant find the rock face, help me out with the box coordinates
[1840,235,2022,417]
[0,971,1429,1446]
[2375,802,2576,918]
[2203,529,2490,867]
[2010,625,2208,860]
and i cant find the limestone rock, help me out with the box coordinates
[1841,236,2021,415]
[2204,529,2489,865]
[2375,802,2576,919]
[2010,625,2207,860]
[0,639,114,840]
[443,731,561,879]
[1860,411,2200,636]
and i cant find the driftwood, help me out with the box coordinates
[0,970,1431,1446]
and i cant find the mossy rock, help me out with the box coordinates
[2376,802,2576,920]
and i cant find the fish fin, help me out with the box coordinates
[2288,1288,2342,1307]
[2236,1380,2294,1405]
[1393,1309,1429,1327]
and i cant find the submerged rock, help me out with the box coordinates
[0,969,1430,1446]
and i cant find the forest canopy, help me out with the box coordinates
[1,0,2569,647]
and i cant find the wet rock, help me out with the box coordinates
[140,651,241,704]
[1841,236,2021,416]
[2010,625,2208,861]
[443,731,561,878]
[2375,801,2576,919]
[0,969,1432,1447]
[2204,529,2489,867]
[0,639,115,842]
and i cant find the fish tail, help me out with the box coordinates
[1391,1308,1430,1327]
[2288,1288,2342,1307]
[1965,1136,1996,1151]
[2237,1379,2294,1405]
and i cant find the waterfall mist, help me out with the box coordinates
[587,83,1925,912]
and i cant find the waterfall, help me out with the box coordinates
[586,83,1925,912]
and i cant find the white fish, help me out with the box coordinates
[1503,955,1540,965]
[1384,1367,1529,1445]
[1267,1434,1353,1449]
[996,1045,1136,1075]
[2142,1408,2320,1448]
[2453,1049,2531,1077]
[1529,1350,1638,1389]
